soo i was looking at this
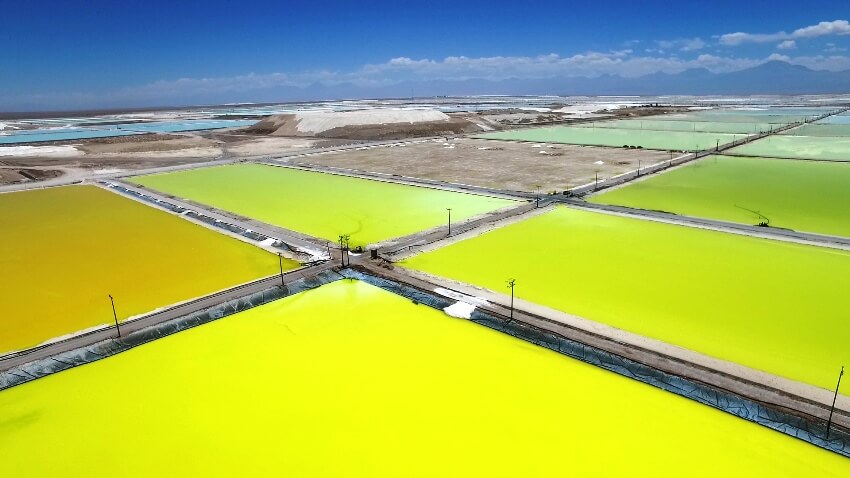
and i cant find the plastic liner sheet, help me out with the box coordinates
[0,269,344,392]
[103,182,299,253]
[341,268,850,457]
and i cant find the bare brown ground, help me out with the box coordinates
[298,137,670,192]
[0,133,329,186]
[0,168,62,185]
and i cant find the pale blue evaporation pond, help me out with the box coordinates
[0,120,255,145]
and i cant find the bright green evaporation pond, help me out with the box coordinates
[729,135,850,161]
[1,280,847,477]
[591,155,850,238]
[133,164,515,248]
[403,207,850,390]
[476,126,741,151]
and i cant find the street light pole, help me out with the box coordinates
[277,252,285,288]
[506,278,516,323]
[108,294,121,338]
[338,234,350,267]
[826,366,845,440]
[446,208,452,236]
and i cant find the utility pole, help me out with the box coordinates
[446,208,452,236]
[108,294,121,338]
[506,278,516,323]
[535,186,541,208]
[637,160,641,177]
[338,234,350,267]
[826,366,845,440]
[716,139,719,151]
[277,252,285,288]
[594,171,599,190]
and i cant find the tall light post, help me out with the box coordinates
[446,208,452,236]
[338,234,350,267]
[535,186,541,208]
[826,366,845,440]
[506,278,516,323]
[277,252,285,288]
[108,294,121,338]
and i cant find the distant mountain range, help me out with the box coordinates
[4,61,849,114]
[213,61,847,106]
[290,61,850,100]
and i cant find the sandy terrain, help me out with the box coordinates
[294,137,670,192]
[78,135,221,157]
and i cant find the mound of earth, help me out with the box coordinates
[245,108,483,140]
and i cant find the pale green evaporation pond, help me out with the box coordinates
[729,135,850,161]
[656,109,825,124]
[2,280,848,477]
[132,164,516,248]
[403,206,850,391]
[575,119,775,134]
[590,155,850,238]
[816,114,850,125]
[476,126,742,151]
[783,124,850,137]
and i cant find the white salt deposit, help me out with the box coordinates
[293,108,449,134]
[434,287,489,307]
[0,145,81,157]
[443,301,476,319]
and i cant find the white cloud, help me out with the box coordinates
[825,42,847,53]
[720,19,850,46]
[656,38,706,52]
[794,20,850,38]
[777,40,796,50]
[720,31,789,46]
[766,53,791,62]
[5,50,850,110]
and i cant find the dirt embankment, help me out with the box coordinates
[244,109,484,140]
[605,105,693,118]
[0,167,63,186]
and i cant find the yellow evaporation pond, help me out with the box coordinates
[0,185,291,353]
[0,280,846,477]
[132,163,516,249]
[403,206,850,391]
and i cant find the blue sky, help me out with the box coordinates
[2,0,850,110]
